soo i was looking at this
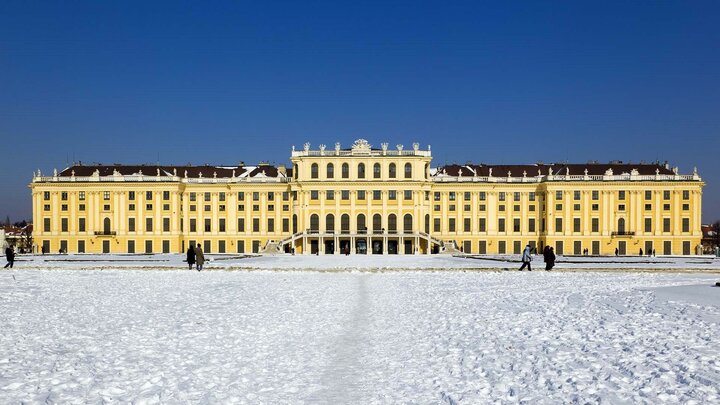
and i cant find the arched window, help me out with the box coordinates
[327,163,334,179]
[404,163,412,179]
[311,163,318,179]
[341,214,350,233]
[404,214,413,232]
[358,163,366,179]
[326,214,335,233]
[310,214,319,232]
[373,214,382,232]
[103,217,111,233]
[373,163,381,179]
[388,214,397,232]
[425,214,430,234]
[357,214,366,233]
[292,214,298,234]
[618,218,625,233]
[342,163,349,179]
[389,163,396,179]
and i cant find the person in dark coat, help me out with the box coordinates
[194,243,205,271]
[4,246,15,268]
[545,247,556,271]
[615,247,619,256]
[186,246,196,270]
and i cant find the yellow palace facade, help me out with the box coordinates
[30,139,704,256]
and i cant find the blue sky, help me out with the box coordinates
[1,1,718,222]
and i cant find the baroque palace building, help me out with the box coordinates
[30,139,704,256]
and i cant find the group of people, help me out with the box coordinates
[185,244,205,271]
[518,244,556,271]
[4,246,15,268]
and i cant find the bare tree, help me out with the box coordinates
[713,220,720,250]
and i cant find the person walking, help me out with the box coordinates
[186,245,196,270]
[4,246,15,268]
[518,244,533,271]
[615,247,619,256]
[639,248,643,256]
[545,247,556,271]
[194,243,205,271]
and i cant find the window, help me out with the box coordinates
[237,204,244,211]
[388,190,396,200]
[43,218,50,232]
[645,190,652,200]
[204,218,212,232]
[147,191,154,200]
[645,204,651,210]
[190,219,197,232]
[252,205,259,211]
[373,163,381,179]
[479,192,486,201]
[342,163,349,179]
[591,218,599,232]
[253,218,260,232]
[219,204,226,212]
[555,218,563,232]
[449,192,456,201]
[78,204,86,211]
[403,214,413,232]
[555,191,563,200]
[358,163,365,178]
[282,192,289,201]
[644,218,652,233]
[310,191,319,200]
[499,205,505,212]
[326,190,334,200]
[163,191,170,200]
[499,192,506,201]
[573,218,580,232]
[61,218,68,232]
[618,204,625,211]
[682,218,689,232]
[529,192,536,201]
[433,218,441,232]
[573,204,580,211]
[479,204,486,211]
[238,218,245,232]
[373,190,381,200]
[146,218,153,232]
[528,218,536,232]
[514,192,521,201]
[663,218,670,232]
[479,218,486,232]
[663,204,670,211]
[219,192,226,202]
[327,163,334,179]
[61,204,68,211]
[434,204,440,211]
[267,218,274,232]
[404,190,412,200]
[163,204,170,211]
[574,191,580,200]
[282,218,289,232]
[342,190,350,200]
[253,192,260,201]
[79,218,86,232]
[61,192,68,201]
[389,163,396,178]
[238,192,245,201]
[104,191,110,200]
[528,205,535,212]
[434,192,441,201]
[311,163,319,179]
[663,190,670,200]
[190,192,196,202]
[618,191,625,200]
[682,204,689,211]
[449,205,455,211]
[204,205,210,212]
[498,218,505,232]
[514,205,520,212]
[555,204,562,211]
[43,191,50,200]
[513,218,520,232]
[404,163,412,178]
[591,204,599,211]
[464,205,471,211]
[129,218,136,232]
[146,204,153,210]
[357,190,366,200]
[104,204,111,211]
[163,218,170,232]
[682,190,689,200]
[449,218,456,232]
[592,190,599,200]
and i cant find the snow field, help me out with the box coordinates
[0,268,719,403]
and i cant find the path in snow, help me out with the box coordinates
[0,269,719,403]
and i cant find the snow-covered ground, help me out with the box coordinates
[1,257,719,403]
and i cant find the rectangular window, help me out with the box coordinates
[61,218,68,232]
[513,192,521,201]
[498,241,506,254]
[449,205,455,212]
[146,204,153,210]
[61,191,68,200]
[205,192,212,202]
[591,204,599,211]
[555,218,563,232]
[464,192,472,201]
[342,190,350,200]
[43,218,50,232]
[129,217,136,232]
[479,218,486,232]
[528,218,536,232]
[529,192,536,201]
[498,218,505,232]
[644,218,652,233]
[645,190,652,200]
[204,204,211,212]
[163,218,170,232]
[163,191,170,200]
[283,205,289,211]
[499,192,506,201]
[573,204,580,211]
[388,190,396,200]
[127,191,134,200]
[555,204,562,211]
[663,203,670,211]
[61,204,68,211]
[592,190,598,200]
[252,218,260,232]
[127,240,135,254]
[513,205,520,212]
[682,204,689,211]
[78,240,85,253]
[104,191,111,200]
[44,191,50,200]
[373,190,382,200]
[404,190,412,200]
[682,218,689,232]
[310,191,319,200]
[267,204,274,211]
[163,204,170,211]
[217,240,225,254]
[573,191,580,200]
[433,218,441,232]
[573,218,580,232]
[555,191,563,200]
[189,205,195,212]
[267,218,274,232]
[663,218,670,232]
[326,190,334,200]
[644,204,651,210]
[79,204,85,211]
[357,190,365,200]
[237,192,244,201]
[449,218,456,232]
[591,218,599,232]
[204,219,211,232]
[237,240,245,254]
[464,204,471,211]
[190,219,197,232]
[434,192,441,201]
[282,192,289,201]
[204,240,211,254]
[146,218,153,232]
[463,218,471,232]
[79,218,86,232]
[513,218,520,232]
[219,192,226,202]
[238,218,245,232]
[252,192,259,201]
[190,192,197,202]
[146,191,153,200]
[663,190,670,200]
[282,218,289,232]
[219,204,226,212]
[44,204,50,211]
[479,204,486,211]
[237,204,244,211]
[145,240,153,254]
[682,190,689,200]
[479,192,486,201]
[618,191,625,200]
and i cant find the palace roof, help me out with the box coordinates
[434,162,676,177]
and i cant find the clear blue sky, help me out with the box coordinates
[1,1,718,222]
